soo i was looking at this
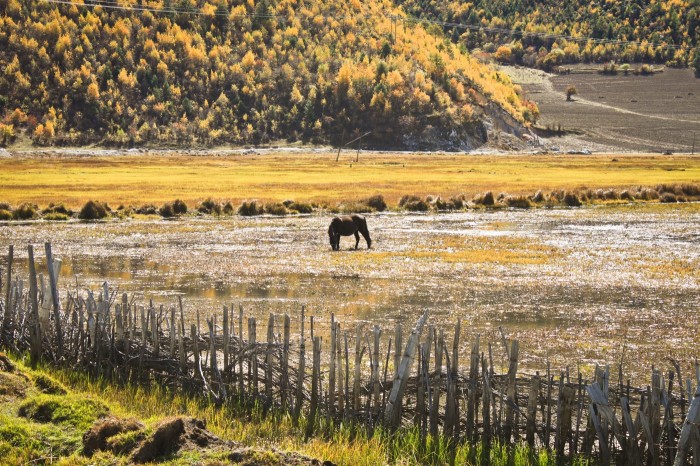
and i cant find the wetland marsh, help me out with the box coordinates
[2,203,698,382]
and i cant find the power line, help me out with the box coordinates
[41,0,693,51]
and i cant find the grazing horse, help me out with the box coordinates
[328,214,372,251]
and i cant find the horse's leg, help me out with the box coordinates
[354,231,360,249]
[360,228,372,249]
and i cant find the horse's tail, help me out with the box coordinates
[359,216,372,247]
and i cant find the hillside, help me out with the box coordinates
[0,0,535,150]
[395,0,700,70]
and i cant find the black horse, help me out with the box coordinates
[328,214,372,251]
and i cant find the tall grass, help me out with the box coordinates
[29,359,585,466]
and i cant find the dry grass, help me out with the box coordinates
[1,152,698,209]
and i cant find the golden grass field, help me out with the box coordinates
[1,151,699,208]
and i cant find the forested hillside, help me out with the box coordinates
[396,0,700,69]
[0,0,534,149]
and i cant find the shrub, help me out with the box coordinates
[0,202,11,210]
[198,198,221,215]
[0,209,11,220]
[238,200,263,216]
[563,192,582,207]
[566,85,577,101]
[12,203,38,220]
[79,200,110,220]
[264,202,289,216]
[365,194,387,212]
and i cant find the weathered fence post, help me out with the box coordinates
[1,245,13,346]
[527,373,540,446]
[329,314,336,417]
[305,336,321,439]
[504,339,519,442]
[281,314,290,410]
[384,311,428,430]
[293,309,306,426]
[27,245,41,367]
[44,243,63,358]
[265,313,274,402]
[673,384,700,466]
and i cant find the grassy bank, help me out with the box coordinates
[1,152,699,210]
[0,352,580,466]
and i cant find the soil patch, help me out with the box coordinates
[502,65,700,152]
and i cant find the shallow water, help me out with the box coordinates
[1,205,699,381]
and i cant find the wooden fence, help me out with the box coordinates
[1,243,699,465]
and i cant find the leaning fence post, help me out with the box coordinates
[673,384,700,466]
[44,243,63,358]
[384,311,428,430]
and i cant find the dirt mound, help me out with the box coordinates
[131,416,224,463]
[82,416,144,457]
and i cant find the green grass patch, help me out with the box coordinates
[18,393,109,431]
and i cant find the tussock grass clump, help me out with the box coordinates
[531,190,545,203]
[506,195,531,209]
[238,200,263,216]
[43,212,70,221]
[0,209,11,220]
[563,192,582,207]
[160,199,189,218]
[660,192,678,203]
[619,190,634,201]
[473,191,495,206]
[197,198,221,215]
[158,203,175,218]
[33,373,67,395]
[12,203,38,220]
[364,194,387,212]
[135,204,157,215]
[286,201,314,214]
[222,201,235,215]
[399,194,430,211]
[172,199,187,216]
[79,200,110,220]
[0,202,11,210]
[42,203,72,217]
[264,202,289,216]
